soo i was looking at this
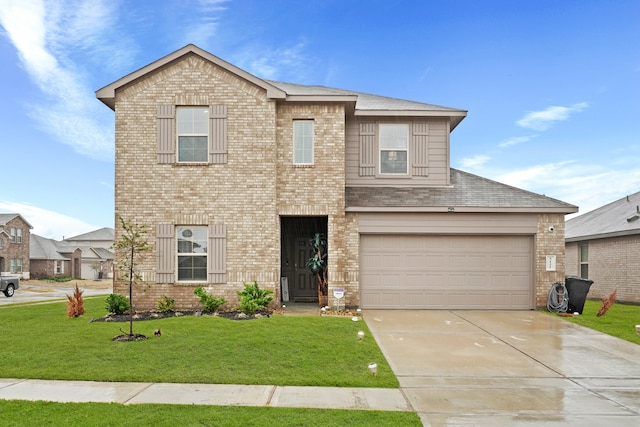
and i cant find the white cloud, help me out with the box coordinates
[179,0,230,47]
[0,0,118,160]
[232,41,313,81]
[499,135,537,148]
[460,155,491,169]
[491,161,640,217]
[517,102,589,131]
[0,201,99,240]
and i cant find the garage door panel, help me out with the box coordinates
[360,235,533,309]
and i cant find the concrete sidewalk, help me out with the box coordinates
[0,378,410,411]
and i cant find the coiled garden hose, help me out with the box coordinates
[547,282,568,313]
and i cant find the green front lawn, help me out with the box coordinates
[0,297,397,388]
[0,298,420,425]
[0,401,422,427]
[550,299,640,345]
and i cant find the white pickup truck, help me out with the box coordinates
[0,275,19,297]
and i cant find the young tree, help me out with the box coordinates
[113,215,152,336]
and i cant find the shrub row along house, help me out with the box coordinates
[97,44,577,310]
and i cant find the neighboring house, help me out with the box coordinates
[566,191,640,304]
[96,44,577,310]
[0,213,32,279]
[30,228,115,280]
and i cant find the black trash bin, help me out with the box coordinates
[564,276,593,314]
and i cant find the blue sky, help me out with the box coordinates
[1,0,639,239]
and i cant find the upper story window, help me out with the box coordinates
[177,107,209,162]
[293,120,314,165]
[379,124,408,174]
[157,104,228,165]
[579,244,589,279]
[9,228,16,243]
[177,226,208,282]
[16,228,22,243]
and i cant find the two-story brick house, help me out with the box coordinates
[97,44,577,310]
[0,213,32,278]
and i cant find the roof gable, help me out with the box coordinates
[96,44,286,110]
[0,213,33,228]
[566,190,640,241]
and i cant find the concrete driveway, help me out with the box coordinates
[364,310,640,426]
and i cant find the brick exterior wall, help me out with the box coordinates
[114,54,279,309]
[566,236,640,304]
[0,216,30,278]
[275,103,353,306]
[535,213,567,307]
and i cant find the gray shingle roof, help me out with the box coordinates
[65,227,114,242]
[346,168,577,212]
[30,235,68,260]
[92,247,115,260]
[267,80,465,113]
[565,190,640,241]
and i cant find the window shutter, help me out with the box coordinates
[359,122,377,176]
[411,122,429,176]
[209,105,228,164]
[157,105,176,164]
[156,224,175,283]
[208,224,227,283]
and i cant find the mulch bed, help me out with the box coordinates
[92,310,273,323]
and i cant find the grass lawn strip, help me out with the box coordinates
[548,299,640,345]
[0,400,422,426]
[0,298,397,388]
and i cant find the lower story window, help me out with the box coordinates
[10,258,22,273]
[177,226,208,281]
[579,244,589,279]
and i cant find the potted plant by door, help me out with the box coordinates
[306,233,328,307]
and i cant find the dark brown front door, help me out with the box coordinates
[293,236,316,302]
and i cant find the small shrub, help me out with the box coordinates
[157,295,175,313]
[66,284,85,317]
[50,275,72,283]
[105,294,130,315]
[237,281,273,315]
[193,286,226,313]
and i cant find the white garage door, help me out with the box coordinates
[360,235,533,309]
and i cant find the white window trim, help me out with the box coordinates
[176,225,208,283]
[293,120,314,165]
[379,123,409,175]
[177,106,209,163]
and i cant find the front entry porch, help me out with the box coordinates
[280,216,327,304]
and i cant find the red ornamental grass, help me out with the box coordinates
[66,284,85,317]
[596,289,617,317]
